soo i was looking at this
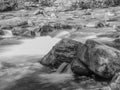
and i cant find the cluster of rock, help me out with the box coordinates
[40,36,120,89]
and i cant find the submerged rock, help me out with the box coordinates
[33,9,45,15]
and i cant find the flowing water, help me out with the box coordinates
[0,31,100,90]
[1,30,13,38]
[0,34,79,90]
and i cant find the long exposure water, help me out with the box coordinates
[0,32,101,90]
[0,35,78,90]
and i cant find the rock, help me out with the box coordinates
[33,9,44,15]
[79,78,105,90]
[110,73,120,90]
[0,0,17,12]
[22,30,35,37]
[56,62,68,73]
[0,17,28,29]
[85,21,105,28]
[40,39,83,68]
[12,27,27,36]
[82,39,120,78]
[63,64,73,74]
[0,29,5,35]
[53,22,73,29]
[40,24,54,36]
[71,59,90,76]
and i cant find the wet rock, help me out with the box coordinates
[33,9,44,15]
[12,27,35,37]
[71,59,90,76]
[22,30,35,37]
[80,78,105,90]
[53,23,72,30]
[0,29,5,35]
[110,73,120,90]
[56,62,68,73]
[39,24,54,36]
[40,39,83,68]
[0,17,28,29]
[12,27,29,36]
[83,39,120,78]
[63,64,73,74]
[0,0,17,12]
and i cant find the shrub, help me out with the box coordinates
[39,0,55,7]
[0,0,18,12]
[0,0,39,12]
[70,0,120,9]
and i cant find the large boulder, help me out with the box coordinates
[0,17,28,29]
[40,39,84,68]
[80,39,120,78]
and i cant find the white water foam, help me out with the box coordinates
[39,73,73,83]
[55,31,70,38]
[2,30,13,38]
[0,36,61,59]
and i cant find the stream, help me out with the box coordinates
[0,31,100,90]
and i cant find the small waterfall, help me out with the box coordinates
[2,30,13,38]
[55,31,70,38]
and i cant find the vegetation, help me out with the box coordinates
[71,0,120,9]
[0,0,120,12]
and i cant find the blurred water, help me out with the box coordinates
[0,36,61,59]
[2,30,13,38]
